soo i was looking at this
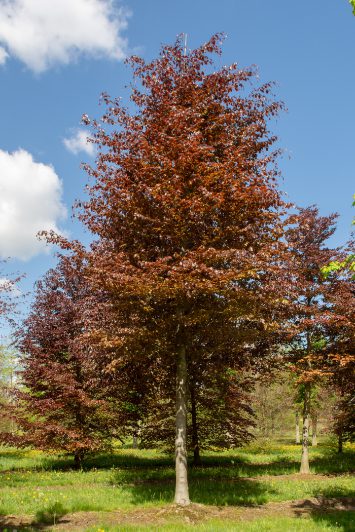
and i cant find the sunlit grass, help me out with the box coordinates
[2,473,353,515]
[87,512,355,531]
[0,440,354,529]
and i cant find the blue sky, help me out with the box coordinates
[0,0,354,333]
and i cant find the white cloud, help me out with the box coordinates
[0,149,67,260]
[0,46,8,65]
[63,129,95,157]
[0,0,129,73]
[0,278,12,291]
[0,278,20,296]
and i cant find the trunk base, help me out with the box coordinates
[174,499,190,506]
[174,343,190,506]
[192,448,202,467]
[74,452,84,470]
[300,463,310,474]
[338,435,343,454]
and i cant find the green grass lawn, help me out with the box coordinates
[88,513,355,532]
[0,440,354,530]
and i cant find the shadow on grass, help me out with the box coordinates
[0,448,174,472]
[111,468,276,507]
[110,458,355,508]
[0,515,40,531]
[0,448,77,472]
[0,501,69,531]
[35,501,68,526]
[77,446,355,477]
[291,487,355,532]
[189,447,355,476]
[311,510,355,532]
[1,442,354,476]
[189,477,276,506]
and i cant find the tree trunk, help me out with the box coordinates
[190,382,202,466]
[9,368,15,436]
[74,450,84,469]
[295,411,300,444]
[311,415,317,447]
[174,344,190,505]
[338,431,343,454]
[300,383,311,474]
[132,423,139,449]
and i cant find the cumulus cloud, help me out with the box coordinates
[0,0,129,73]
[0,149,67,260]
[0,278,20,296]
[0,278,12,292]
[63,129,95,157]
[0,46,8,65]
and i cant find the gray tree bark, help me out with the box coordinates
[300,383,311,474]
[338,432,343,454]
[311,415,317,447]
[174,344,190,505]
[295,411,300,444]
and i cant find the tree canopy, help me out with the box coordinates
[2,33,354,509]
[77,33,289,505]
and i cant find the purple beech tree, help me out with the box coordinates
[12,251,118,468]
[78,34,288,504]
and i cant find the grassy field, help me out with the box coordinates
[0,439,354,531]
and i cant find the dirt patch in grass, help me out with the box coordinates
[52,497,355,529]
[1,496,354,530]
[235,496,355,521]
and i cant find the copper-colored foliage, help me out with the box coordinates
[284,206,354,450]
[74,34,291,455]
[284,206,354,382]
[8,35,354,470]
[10,252,120,462]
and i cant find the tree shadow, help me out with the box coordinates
[191,456,300,476]
[190,477,277,506]
[1,443,353,475]
[111,468,276,506]
[0,448,174,473]
[290,487,355,532]
[0,515,41,531]
[96,444,354,477]
[0,448,77,473]
[0,501,70,531]
[83,452,173,470]
[311,510,355,532]
[306,448,355,475]
[189,449,354,478]
[27,452,355,476]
